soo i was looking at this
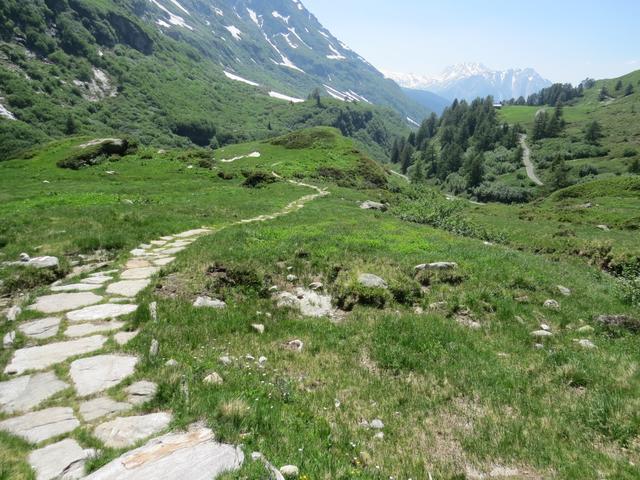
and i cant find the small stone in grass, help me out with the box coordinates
[165,359,178,367]
[370,419,384,429]
[279,465,299,478]
[219,355,232,365]
[203,372,223,385]
[286,274,298,282]
[258,356,267,366]
[557,285,571,296]
[544,299,560,310]
[149,339,159,357]
[252,324,265,334]
[531,330,553,337]
[575,339,596,349]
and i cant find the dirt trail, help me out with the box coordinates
[519,134,543,186]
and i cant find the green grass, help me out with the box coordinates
[1,131,639,479]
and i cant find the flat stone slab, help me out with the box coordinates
[94,412,172,448]
[29,438,90,480]
[0,407,79,443]
[66,304,138,323]
[114,330,139,345]
[70,354,138,397]
[4,335,108,375]
[82,276,113,285]
[29,293,103,314]
[18,317,61,339]
[159,247,185,255]
[65,321,125,338]
[120,267,160,280]
[106,280,151,297]
[50,283,102,292]
[80,397,132,422]
[85,423,243,479]
[125,381,158,405]
[152,257,175,266]
[126,259,151,269]
[0,371,69,414]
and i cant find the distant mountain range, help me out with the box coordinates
[384,63,553,102]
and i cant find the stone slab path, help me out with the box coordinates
[0,179,328,478]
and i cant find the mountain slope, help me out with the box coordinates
[386,63,552,102]
[0,0,419,160]
[401,87,451,115]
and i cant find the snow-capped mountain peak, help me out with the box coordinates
[384,63,553,102]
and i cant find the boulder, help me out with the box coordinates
[358,273,387,289]
[193,296,226,309]
[414,262,458,271]
[360,201,387,211]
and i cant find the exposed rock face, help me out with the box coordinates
[84,424,244,479]
[276,288,334,317]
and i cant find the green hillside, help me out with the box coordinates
[0,0,413,162]
[499,70,640,187]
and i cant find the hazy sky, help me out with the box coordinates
[302,0,640,83]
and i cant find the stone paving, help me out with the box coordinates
[0,179,329,478]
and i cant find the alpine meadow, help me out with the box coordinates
[0,1,639,479]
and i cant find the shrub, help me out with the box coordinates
[57,139,130,169]
[217,171,234,180]
[579,165,599,177]
[241,170,277,188]
[472,183,532,204]
[623,148,638,158]
[616,264,640,307]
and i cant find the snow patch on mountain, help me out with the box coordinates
[291,0,304,11]
[323,85,371,103]
[225,25,242,40]
[326,44,345,60]
[247,9,262,27]
[269,91,305,103]
[224,71,260,86]
[214,7,223,16]
[168,0,190,15]
[272,11,290,24]
[149,0,193,29]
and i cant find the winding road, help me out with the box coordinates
[519,134,543,186]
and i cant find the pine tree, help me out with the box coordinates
[550,156,570,190]
[599,86,609,101]
[411,157,425,183]
[532,110,548,140]
[400,144,414,174]
[625,84,634,96]
[629,158,640,174]
[584,120,603,145]
[423,143,437,177]
[390,139,400,164]
[466,153,484,189]
[615,80,623,91]
[65,114,78,135]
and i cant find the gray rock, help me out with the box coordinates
[113,330,139,346]
[203,372,223,385]
[596,224,610,231]
[84,424,243,480]
[414,262,458,271]
[0,371,69,414]
[531,330,553,338]
[125,381,158,405]
[358,273,387,289]
[577,325,594,333]
[13,256,60,269]
[276,288,334,318]
[165,359,178,367]
[280,465,299,478]
[370,419,384,429]
[18,317,61,339]
[219,355,232,365]
[149,301,158,321]
[284,339,304,352]
[193,296,226,309]
[93,412,172,448]
[82,275,113,285]
[79,397,132,422]
[360,201,387,211]
[175,228,211,238]
[557,285,571,296]
[286,274,298,282]
[543,299,560,310]
[149,339,159,356]
[576,339,596,349]
[20,252,30,262]
[66,303,138,323]
[308,282,323,290]
[3,330,15,348]
[70,354,138,397]
[0,407,79,443]
[252,324,265,334]
[153,257,176,266]
[106,279,151,297]
[28,438,90,480]
[29,292,103,314]
[6,305,22,322]
[4,335,108,375]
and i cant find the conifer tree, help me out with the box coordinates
[65,114,78,135]
[400,144,414,174]
[532,111,548,140]
[584,120,603,145]
[615,80,623,91]
[550,156,570,190]
[625,84,634,96]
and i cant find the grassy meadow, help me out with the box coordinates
[1,129,639,479]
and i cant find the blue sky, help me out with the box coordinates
[302,0,640,83]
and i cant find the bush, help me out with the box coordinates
[57,139,130,169]
[616,264,640,307]
[472,183,532,204]
[241,170,277,188]
[579,165,599,177]
[623,148,638,158]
